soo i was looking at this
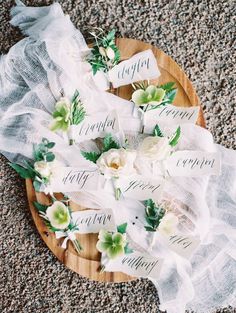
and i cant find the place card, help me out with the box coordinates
[72,209,116,234]
[108,50,160,88]
[70,110,120,142]
[163,233,200,259]
[144,104,200,131]
[104,251,163,279]
[165,151,221,177]
[118,175,164,201]
[48,167,100,192]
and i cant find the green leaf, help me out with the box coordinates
[46,142,55,149]
[34,201,48,213]
[103,134,120,152]
[33,180,42,192]
[160,82,175,92]
[124,244,133,254]
[45,152,55,162]
[9,163,35,179]
[81,151,101,163]
[71,93,86,126]
[169,126,181,147]
[165,88,177,103]
[117,222,127,234]
[153,124,164,137]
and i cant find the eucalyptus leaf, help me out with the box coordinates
[117,222,127,234]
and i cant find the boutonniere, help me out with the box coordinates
[144,199,179,249]
[131,81,177,132]
[9,138,57,192]
[96,223,133,264]
[138,124,181,163]
[50,90,86,145]
[34,200,82,254]
[81,134,137,200]
[87,29,120,76]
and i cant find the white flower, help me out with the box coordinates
[46,201,70,230]
[158,213,179,236]
[106,47,115,60]
[96,148,137,178]
[34,161,52,179]
[138,136,171,161]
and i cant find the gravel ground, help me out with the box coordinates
[0,0,235,313]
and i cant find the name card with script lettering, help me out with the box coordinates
[118,175,164,201]
[105,251,163,279]
[70,110,120,142]
[49,167,100,192]
[144,104,200,131]
[72,209,116,234]
[108,50,160,88]
[165,151,221,177]
[163,233,200,259]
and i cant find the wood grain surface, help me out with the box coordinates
[26,38,205,283]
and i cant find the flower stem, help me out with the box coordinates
[115,187,121,200]
[72,239,82,254]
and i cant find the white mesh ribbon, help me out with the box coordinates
[0,2,235,313]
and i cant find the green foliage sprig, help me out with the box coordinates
[9,138,55,192]
[87,29,120,75]
[144,199,166,232]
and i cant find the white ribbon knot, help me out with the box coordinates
[55,229,80,249]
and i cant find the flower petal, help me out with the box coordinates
[96,240,111,253]
[153,88,166,102]
[131,89,148,105]
[98,229,113,243]
[107,245,124,259]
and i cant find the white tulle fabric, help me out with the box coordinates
[0,2,235,312]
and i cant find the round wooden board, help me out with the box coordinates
[25,38,205,283]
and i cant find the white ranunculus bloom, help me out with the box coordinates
[96,148,137,178]
[46,201,70,230]
[138,136,171,161]
[34,161,52,178]
[158,212,179,236]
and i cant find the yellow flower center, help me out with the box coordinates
[110,162,119,169]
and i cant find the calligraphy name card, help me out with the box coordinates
[49,167,99,192]
[108,49,160,88]
[144,104,200,132]
[71,110,120,142]
[165,151,221,177]
[105,251,163,279]
[119,175,164,201]
[72,209,116,234]
[164,233,200,258]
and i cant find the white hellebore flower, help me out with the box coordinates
[158,212,179,236]
[96,148,137,178]
[34,161,52,179]
[46,201,70,230]
[138,136,171,161]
